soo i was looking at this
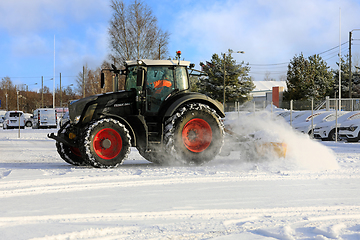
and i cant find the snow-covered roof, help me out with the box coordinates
[253,81,287,92]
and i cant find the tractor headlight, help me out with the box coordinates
[74,115,81,124]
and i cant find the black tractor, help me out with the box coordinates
[49,53,225,168]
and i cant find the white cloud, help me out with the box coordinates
[169,0,360,79]
[0,0,110,34]
[10,34,51,57]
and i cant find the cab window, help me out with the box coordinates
[125,66,138,91]
[175,66,189,91]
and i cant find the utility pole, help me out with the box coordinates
[83,66,85,98]
[41,76,44,108]
[159,43,161,60]
[60,73,62,109]
[349,29,360,98]
[349,31,352,98]
[5,93,8,111]
[223,53,226,112]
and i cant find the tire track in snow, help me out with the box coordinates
[2,170,360,198]
[1,206,360,227]
[0,176,249,198]
[1,206,360,240]
[0,170,11,179]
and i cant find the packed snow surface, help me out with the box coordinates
[1,113,360,239]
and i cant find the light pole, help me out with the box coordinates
[223,50,245,111]
[17,91,19,111]
[5,93,8,111]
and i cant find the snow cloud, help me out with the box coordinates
[223,109,339,172]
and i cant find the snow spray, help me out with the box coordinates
[222,109,339,171]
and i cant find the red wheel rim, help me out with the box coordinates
[70,147,81,157]
[93,128,122,160]
[182,118,212,153]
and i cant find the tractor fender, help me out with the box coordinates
[100,113,138,147]
[161,92,225,119]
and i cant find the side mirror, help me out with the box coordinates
[137,68,145,87]
[100,73,105,89]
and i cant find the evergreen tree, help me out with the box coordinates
[331,55,360,98]
[284,53,333,101]
[199,49,254,104]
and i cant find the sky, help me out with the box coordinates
[1,0,360,92]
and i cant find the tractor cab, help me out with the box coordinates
[123,59,192,114]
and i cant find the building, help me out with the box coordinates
[250,81,287,108]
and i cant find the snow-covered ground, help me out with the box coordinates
[1,114,360,239]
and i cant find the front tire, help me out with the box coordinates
[81,118,131,168]
[56,121,86,166]
[164,103,224,165]
[326,129,338,141]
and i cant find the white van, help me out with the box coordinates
[32,108,57,129]
[2,111,26,129]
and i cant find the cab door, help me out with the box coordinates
[145,66,175,114]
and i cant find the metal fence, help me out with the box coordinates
[226,97,360,142]
[226,97,360,112]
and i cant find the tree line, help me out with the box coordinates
[284,53,360,102]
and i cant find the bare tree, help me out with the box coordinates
[75,65,103,97]
[108,0,169,66]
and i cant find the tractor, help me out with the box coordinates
[48,52,225,168]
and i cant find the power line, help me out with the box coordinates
[1,75,78,80]
[249,62,288,66]
[317,41,348,55]
[248,41,350,68]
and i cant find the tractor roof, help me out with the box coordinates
[125,59,191,67]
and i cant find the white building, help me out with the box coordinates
[250,81,287,107]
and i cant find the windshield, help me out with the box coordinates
[125,65,189,92]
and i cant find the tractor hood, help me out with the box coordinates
[68,90,136,125]
[68,94,101,124]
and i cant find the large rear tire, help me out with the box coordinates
[56,121,86,166]
[81,118,131,168]
[164,103,224,165]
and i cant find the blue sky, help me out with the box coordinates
[1,0,360,92]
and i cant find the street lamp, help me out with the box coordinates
[5,93,8,111]
[223,50,245,111]
[17,91,19,111]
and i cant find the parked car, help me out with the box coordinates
[279,111,308,124]
[292,111,334,135]
[2,111,26,129]
[23,113,33,127]
[338,115,360,142]
[32,108,57,129]
[0,115,4,127]
[313,111,360,141]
